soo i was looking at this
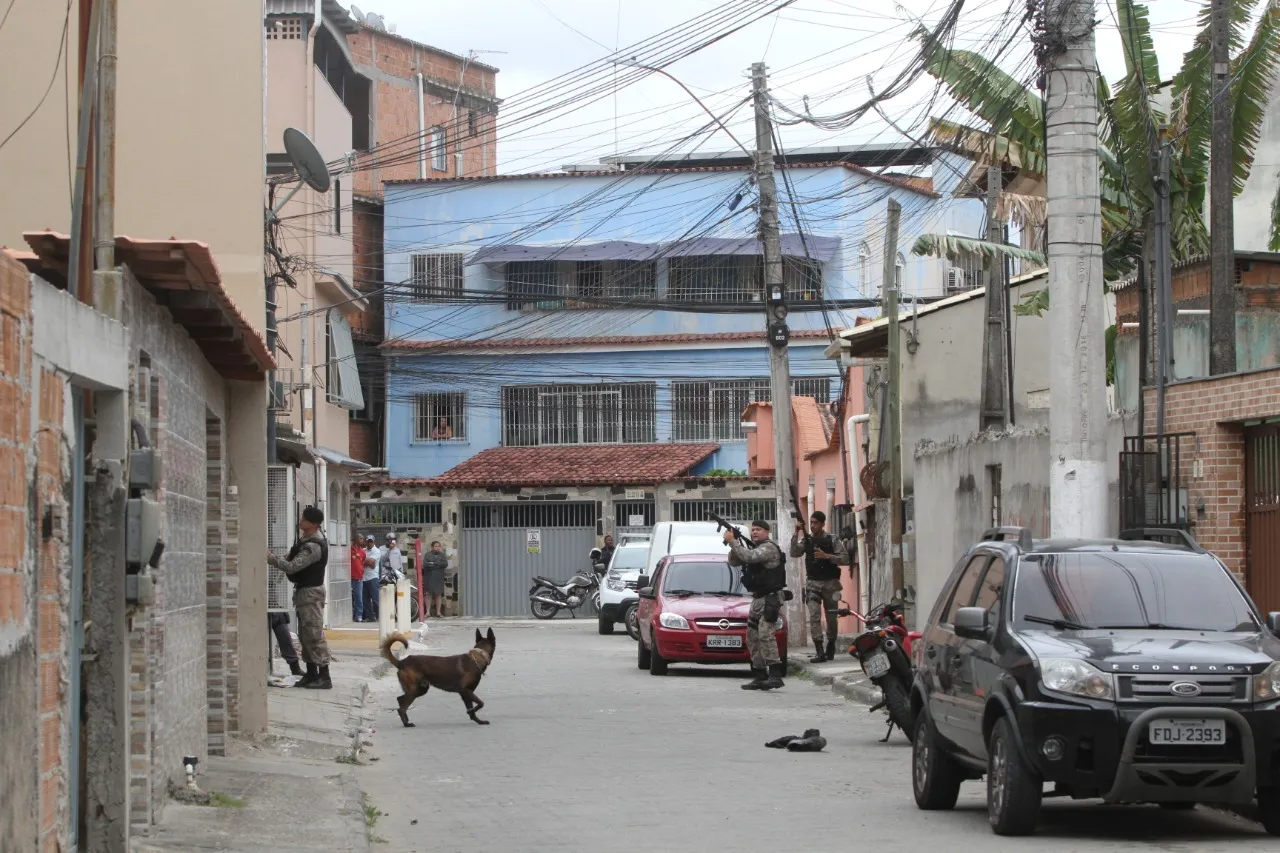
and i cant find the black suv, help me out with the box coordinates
[909,526,1280,836]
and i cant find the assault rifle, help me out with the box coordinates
[706,512,746,543]
[788,481,814,560]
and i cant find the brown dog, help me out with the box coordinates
[380,628,495,727]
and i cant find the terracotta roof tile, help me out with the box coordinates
[382,328,833,353]
[416,443,720,488]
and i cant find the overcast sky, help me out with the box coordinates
[359,0,1218,174]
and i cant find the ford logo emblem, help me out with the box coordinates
[1170,681,1202,697]
[718,619,730,630]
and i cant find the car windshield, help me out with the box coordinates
[661,561,745,596]
[1013,552,1258,633]
[610,547,647,571]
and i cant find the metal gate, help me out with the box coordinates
[1245,426,1280,614]
[614,500,655,542]
[460,502,598,617]
[266,465,295,613]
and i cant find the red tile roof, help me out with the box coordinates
[384,162,941,198]
[420,443,720,488]
[382,328,834,353]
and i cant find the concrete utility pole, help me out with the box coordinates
[1154,140,1175,435]
[980,165,1010,431]
[881,200,904,598]
[1044,0,1108,539]
[750,61,804,646]
[1209,0,1236,375]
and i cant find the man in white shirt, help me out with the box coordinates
[380,533,405,582]
[361,534,381,622]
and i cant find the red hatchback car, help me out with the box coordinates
[636,553,788,675]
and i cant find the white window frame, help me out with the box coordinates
[431,126,447,172]
[325,312,364,410]
[672,377,832,442]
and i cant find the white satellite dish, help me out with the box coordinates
[350,4,367,23]
[366,12,385,30]
[388,21,396,33]
[270,128,332,218]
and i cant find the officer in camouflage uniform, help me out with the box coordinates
[268,505,333,689]
[724,520,788,691]
[791,510,849,663]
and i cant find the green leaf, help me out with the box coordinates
[1231,2,1280,194]
[1013,288,1049,317]
[1270,176,1280,251]
[1106,324,1117,386]
[929,118,1044,175]
[910,234,1047,266]
[1116,0,1161,87]
[1110,1,1164,212]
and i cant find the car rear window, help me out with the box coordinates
[661,561,745,596]
[611,547,647,570]
[1012,552,1258,633]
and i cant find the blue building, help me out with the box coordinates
[379,151,984,481]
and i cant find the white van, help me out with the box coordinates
[643,520,745,577]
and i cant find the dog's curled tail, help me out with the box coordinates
[380,632,410,669]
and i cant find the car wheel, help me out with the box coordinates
[649,634,669,676]
[1258,787,1280,836]
[624,604,640,641]
[598,614,614,635]
[912,713,963,810]
[636,635,651,670]
[986,716,1042,836]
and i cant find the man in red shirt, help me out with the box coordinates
[350,539,367,623]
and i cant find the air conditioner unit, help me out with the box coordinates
[945,267,968,293]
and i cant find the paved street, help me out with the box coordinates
[358,620,1272,853]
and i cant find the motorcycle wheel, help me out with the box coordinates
[623,603,640,641]
[529,593,559,620]
[882,678,914,736]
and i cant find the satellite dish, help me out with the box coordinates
[350,4,367,22]
[283,127,331,193]
[388,21,396,33]
[366,12,384,30]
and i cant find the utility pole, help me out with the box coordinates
[751,61,804,647]
[882,199,903,598]
[1154,139,1175,435]
[1044,0,1108,539]
[980,165,1010,430]
[1209,0,1236,375]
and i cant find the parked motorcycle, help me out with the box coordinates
[837,601,921,742]
[528,549,607,619]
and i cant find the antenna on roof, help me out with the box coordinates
[349,4,367,23]
[269,128,332,220]
[365,12,385,31]
[388,21,396,33]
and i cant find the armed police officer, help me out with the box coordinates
[267,505,333,689]
[792,510,850,663]
[723,520,788,691]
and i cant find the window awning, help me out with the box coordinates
[316,445,371,471]
[467,234,839,265]
[326,312,365,411]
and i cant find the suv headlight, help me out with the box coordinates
[1254,662,1280,701]
[607,577,627,591]
[659,612,690,630]
[1038,659,1114,700]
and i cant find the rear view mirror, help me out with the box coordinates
[637,576,650,589]
[638,587,656,600]
[1268,612,1280,634]
[955,607,991,641]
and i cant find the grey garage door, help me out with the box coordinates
[460,502,598,617]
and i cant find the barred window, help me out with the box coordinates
[504,260,657,309]
[671,499,777,522]
[501,383,656,447]
[505,261,560,309]
[672,377,831,442]
[413,392,466,442]
[353,502,443,526]
[409,254,464,301]
[668,255,762,303]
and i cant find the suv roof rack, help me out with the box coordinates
[1117,527,1204,553]
[980,526,1034,551]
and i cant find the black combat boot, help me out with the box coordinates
[306,665,332,690]
[785,729,827,752]
[741,667,768,690]
[809,639,827,663]
[288,660,304,677]
[826,615,838,662]
[760,663,786,690]
[294,663,318,688]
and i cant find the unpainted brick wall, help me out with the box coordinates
[1115,258,1280,320]
[1141,368,1280,593]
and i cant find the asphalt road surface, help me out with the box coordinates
[358,620,1272,853]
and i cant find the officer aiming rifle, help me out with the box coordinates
[708,513,789,691]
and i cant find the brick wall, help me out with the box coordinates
[1116,257,1280,321]
[1142,367,1280,589]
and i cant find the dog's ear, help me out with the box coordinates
[475,628,483,645]
[486,627,495,644]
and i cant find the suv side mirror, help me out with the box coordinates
[954,607,991,641]
[1268,612,1280,635]
[637,575,650,589]
[638,587,656,599]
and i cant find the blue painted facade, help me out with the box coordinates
[381,159,983,480]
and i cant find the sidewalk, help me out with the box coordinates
[132,649,380,853]
[787,639,880,706]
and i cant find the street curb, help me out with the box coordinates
[787,657,881,705]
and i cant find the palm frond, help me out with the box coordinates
[1169,4,1213,198]
[929,118,1044,174]
[1270,175,1280,251]
[1116,0,1161,86]
[995,192,1046,231]
[1111,1,1164,212]
[910,234,1047,266]
[1231,1,1280,194]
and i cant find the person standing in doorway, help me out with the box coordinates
[267,505,333,689]
[421,540,449,618]
[792,510,849,663]
[350,537,367,623]
[361,534,380,623]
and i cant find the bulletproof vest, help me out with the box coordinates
[288,535,328,588]
[803,533,840,581]
[742,540,786,595]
